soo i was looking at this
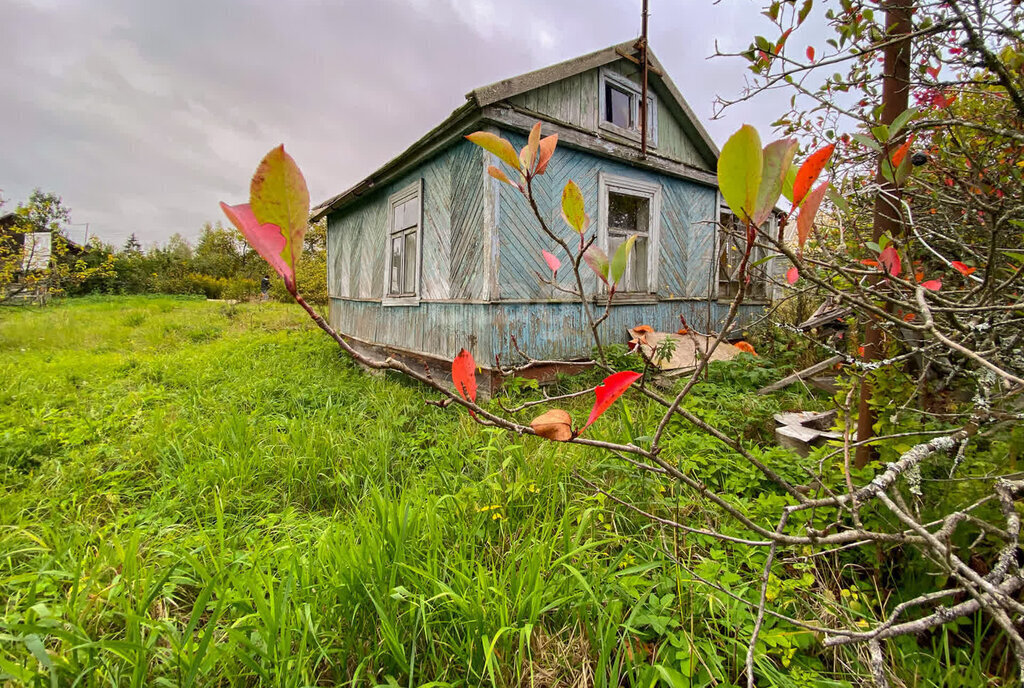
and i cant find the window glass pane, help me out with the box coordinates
[630,236,648,292]
[390,235,403,294]
[608,192,641,231]
[605,84,632,129]
[403,231,417,294]
[401,197,419,229]
[608,234,623,273]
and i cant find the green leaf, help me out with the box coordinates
[888,107,918,138]
[250,145,310,274]
[610,235,637,285]
[561,180,587,233]
[870,124,890,143]
[781,164,798,203]
[717,125,763,223]
[465,132,522,171]
[754,138,798,225]
[851,133,882,152]
[826,186,849,214]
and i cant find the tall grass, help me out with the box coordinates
[0,297,995,686]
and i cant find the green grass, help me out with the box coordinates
[0,296,997,687]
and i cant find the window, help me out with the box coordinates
[598,68,657,146]
[598,173,662,295]
[386,180,422,303]
[718,208,768,300]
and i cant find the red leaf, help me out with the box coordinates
[220,202,294,292]
[542,249,561,273]
[891,135,915,168]
[926,65,940,79]
[952,261,976,276]
[858,345,865,357]
[582,371,642,432]
[796,182,828,249]
[879,245,902,276]
[535,134,558,175]
[903,312,916,321]
[452,349,477,405]
[792,144,835,207]
[786,266,799,284]
[860,259,879,267]
[921,279,942,291]
[806,46,815,62]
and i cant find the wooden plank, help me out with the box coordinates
[757,355,845,395]
[483,105,718,187]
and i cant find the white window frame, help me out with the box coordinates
[598,68,658,148]
[383,179,423,306]
[716,202,772,301]
[597,172,662,296]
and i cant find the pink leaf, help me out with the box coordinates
[220,202,293,290]
[582,371,642,432]
[582,245,609,284]
[921,279,942,291]
[542,249,561,273]
[786,266,799,284]
[452,349,477,405]
[879,245,902,276]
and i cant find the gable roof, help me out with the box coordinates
[312,40,719,222]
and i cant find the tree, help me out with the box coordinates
[222,3,1024,677]
[122,233,143,255]
[1,189,113,304]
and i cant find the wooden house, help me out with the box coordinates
[312,41,776,385]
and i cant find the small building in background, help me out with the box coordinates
[314,40,783,385]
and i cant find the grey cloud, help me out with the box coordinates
[1,0,798,247]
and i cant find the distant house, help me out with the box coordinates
[313,40,779,383]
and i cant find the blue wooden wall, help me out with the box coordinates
[326,132,764,366]
[495,128,720,302]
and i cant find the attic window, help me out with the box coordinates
[598,68,657,146]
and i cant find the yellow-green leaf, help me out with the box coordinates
[561,180,587,232]
[249,144,310,273]
[717,125,763,223]
[610,235,637,285]
[466,132,521,171]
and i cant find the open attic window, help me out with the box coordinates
[599,68,657,147]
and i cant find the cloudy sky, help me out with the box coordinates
[1,0,798,247]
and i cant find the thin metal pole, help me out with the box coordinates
[639,0,649,158]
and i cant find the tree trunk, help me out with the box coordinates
[855,0,914,469]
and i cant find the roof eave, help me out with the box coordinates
[310,100,480,221]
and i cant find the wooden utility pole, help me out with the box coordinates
[855,0,914,468]
[638,0,650,158]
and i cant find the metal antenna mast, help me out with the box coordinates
[638,0,650,158]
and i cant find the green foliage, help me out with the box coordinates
[0,298,1008,686]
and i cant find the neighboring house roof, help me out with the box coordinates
[312,40,720,222]
[0,212,18,232]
